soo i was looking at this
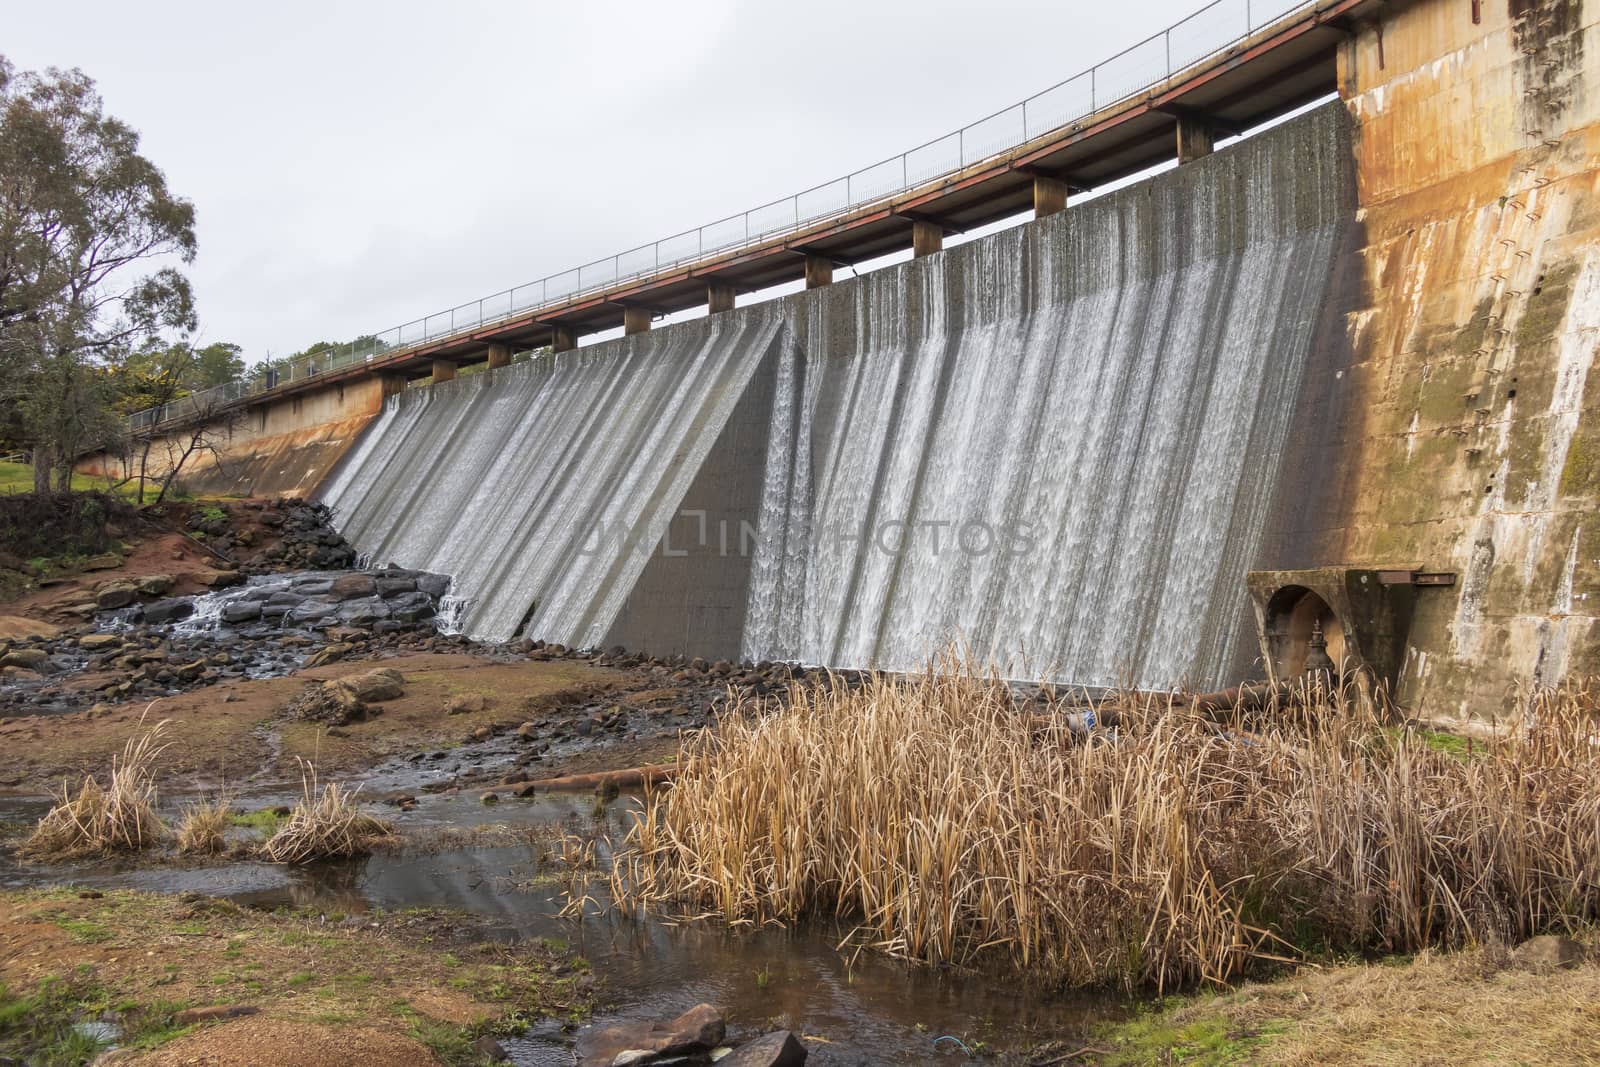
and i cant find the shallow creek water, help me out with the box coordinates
[0,787,1120,1065]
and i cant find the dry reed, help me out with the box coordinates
[261,760,393,864]
[22,716,170,858]
[175,789,235,855]
[617,657,1600,991]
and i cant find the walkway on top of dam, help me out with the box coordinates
[131,0,1394,433]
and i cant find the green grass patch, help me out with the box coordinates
[1095,1002,1287,1066]
[53,918,114,945]
[228,808,285,835]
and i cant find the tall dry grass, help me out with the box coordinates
[617,660,1600,991]
[176,789,235,855]
[262,760,393,864]
[23,717,170,858]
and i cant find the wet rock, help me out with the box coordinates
[472,1035,506,1061]
[339,597,391,625]
[1510,935,1586,972]
[143,597,195,624]
[376,576,417,597]
[417,573,451,598]
[330,573,378,600]
[575,1004,726,1066]
[720,1032,807,1066]
[220,601,261,624]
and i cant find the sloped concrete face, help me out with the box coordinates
[1302,0,1600,717]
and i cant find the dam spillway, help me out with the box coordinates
[320,102,1354,691]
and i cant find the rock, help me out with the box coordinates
[1510,935,1586,972]
[136,574,174,596]
[304,643,350,669]
[78,634,123,652]
[339,597,391,625]
[220,600,262,624]
[472,1035,507,1061]
[517,722,539,739]
[445,693,486,716]
[575,1004,726,1066]
[719,1032,807,1067]
[143,597,195,624]
[0,615,61,640]
[337,668,405,703]
[416,573,451,598]
[82,552,123,571]
[330,573,378,600]
[95,583,138,610]
[376,576,417,597]
[172,1004,259,1026]
[200,569,245,589]
[481,792,500,805]
[0,648,52,671]
[174,659,207,682]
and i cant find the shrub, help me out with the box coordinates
[261,761,393,864]
[23,718,170,858]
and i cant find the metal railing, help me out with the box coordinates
[130,0,1312,432]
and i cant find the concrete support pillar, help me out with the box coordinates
[707,280,736,314]
[486,342,510,370]
[803,254,833,289]
[1176,115,1215,164]
[380,374,408,399]
[431,358,457,384]
[1033,175,1069,219]
[623,306,652,336]
[912,219,943,258]
[552,325,578,353]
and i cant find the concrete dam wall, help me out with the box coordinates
[319,104,1354,691]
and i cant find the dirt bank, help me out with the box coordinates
[0,648,727,795]
[0,887,591,1066]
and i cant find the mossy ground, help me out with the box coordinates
[0,887,592,1066]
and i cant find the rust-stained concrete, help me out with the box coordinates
[1301,0,1600,716]
[78,377,386,499]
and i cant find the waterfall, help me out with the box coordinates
[319,308,788,645]
[742,103,1353,688]
[322,102,1353,689]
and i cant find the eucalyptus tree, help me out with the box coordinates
[0,54,197,493]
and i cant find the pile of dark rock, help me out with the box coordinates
[247,498,358,572]
[191,568,451,636]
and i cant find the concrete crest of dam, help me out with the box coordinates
[86,0,1600,719]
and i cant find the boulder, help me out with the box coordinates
[376,577,417,597]
[82,552,123,571]
[0,648,53,671]
[0,616,62,640]
[720,1032,807,1067]
[143,597,195,624]
[95,583,138,610]
[574,1004,726,1066]
[339,598,391,625]
[329,573,378,600]
[416,573,452,598]
[220,601,262,624]
[336,667,405,703]
[136,574,174,596]
[1510,935,1586,972]
[200,569,245,589]
[78,634,123,652]
[304,643,350,669]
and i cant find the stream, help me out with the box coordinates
[0,788,1119,1065]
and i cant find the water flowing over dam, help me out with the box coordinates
[322,102,1354,690]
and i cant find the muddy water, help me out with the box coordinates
[0,789,1120,1064]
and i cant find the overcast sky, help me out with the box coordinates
[8,0,1208,361]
